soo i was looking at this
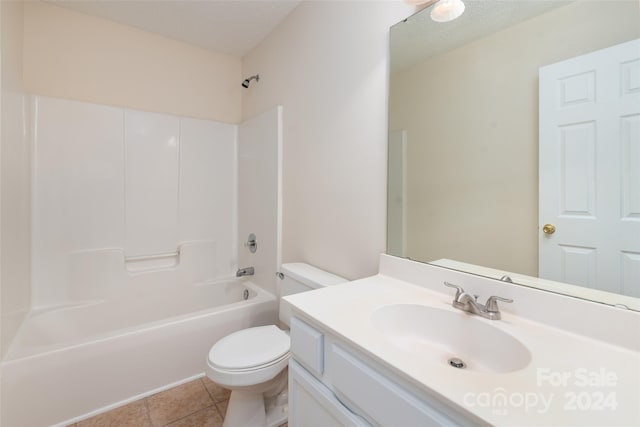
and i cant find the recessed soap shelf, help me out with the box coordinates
[125,250,180,272]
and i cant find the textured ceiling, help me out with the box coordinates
[391,0,573,73]
[50,0,301,57]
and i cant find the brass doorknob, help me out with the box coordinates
[542,224,556,235]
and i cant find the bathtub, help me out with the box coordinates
[0,278,277,427]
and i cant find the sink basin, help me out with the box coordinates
[371,304,531,373]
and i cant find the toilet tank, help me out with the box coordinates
[278,262,347,325]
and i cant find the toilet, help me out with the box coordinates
[206,263,347,427]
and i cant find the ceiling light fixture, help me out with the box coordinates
[430,0,466,23]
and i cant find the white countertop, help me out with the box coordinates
[284,273,640,426]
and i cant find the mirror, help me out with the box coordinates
[388,0,640,310]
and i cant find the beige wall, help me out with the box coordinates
[1,0,31,359]
[242,1,413,280]
[23,2,242,123]
[390,1,640,276]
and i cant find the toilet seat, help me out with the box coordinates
[211,351,290,373]
[206,325,291,388]
[208,325,290,370]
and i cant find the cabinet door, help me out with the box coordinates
[289,360,370,427]
[329,344,473,426]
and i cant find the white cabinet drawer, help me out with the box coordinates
[289,360,371,427]
[290,317,324,377]
[329,344,464,427]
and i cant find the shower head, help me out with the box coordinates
[241,74,259,88]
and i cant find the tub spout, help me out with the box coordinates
[236,267,254,277]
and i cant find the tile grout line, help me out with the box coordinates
[200,378,229,419]
[71,380,226,427]
[156,380,218,426]
[143,397,155,427]
[214,401,228,420]
[200,378,217,402]
[201,377,228,422]
[160,403,218,427]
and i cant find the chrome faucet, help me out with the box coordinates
[236,267,255,277]
[444,282,513,320]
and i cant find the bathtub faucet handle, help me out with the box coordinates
[244,233,257,253]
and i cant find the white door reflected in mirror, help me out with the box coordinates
[539,39,640,297]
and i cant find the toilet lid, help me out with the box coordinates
[208,325,290,370]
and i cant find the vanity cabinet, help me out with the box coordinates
[289,360,370,427]
[289,317,369,427]
[289,317,475,427]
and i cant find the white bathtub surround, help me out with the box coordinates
[238,107,282,297]
[0,91,31,354]
[1,0,31,359]
[124,110,181,257]
[31,96,238,308]
[283,254,640,426]
[180,117,238,257]
[1,96,284,426]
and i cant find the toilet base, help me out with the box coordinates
[222,389,288,427]
[265,400,288,427]
[265,387,288,427]
[221,372,288,427]
[222,390,263,427]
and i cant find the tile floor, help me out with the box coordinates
[67,377,288,427]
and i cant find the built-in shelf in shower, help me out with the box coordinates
[124,250,180,272]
